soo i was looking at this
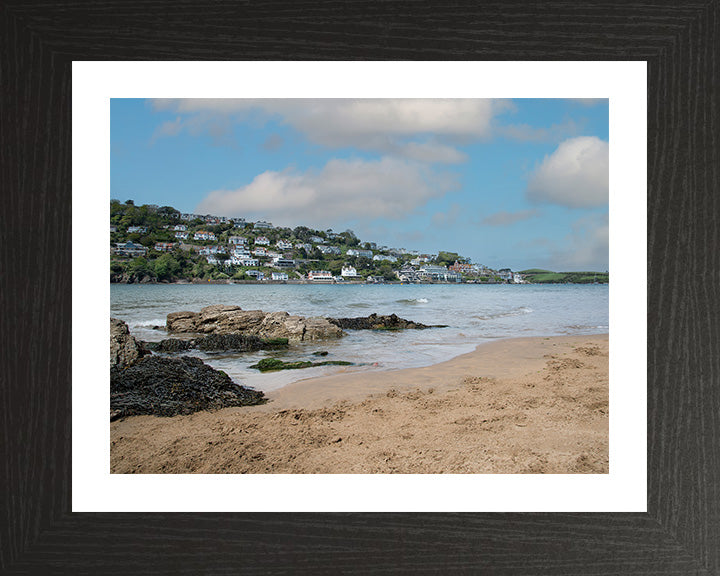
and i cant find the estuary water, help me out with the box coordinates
[111,283,609,392]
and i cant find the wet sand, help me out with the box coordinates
[111,334,609,474]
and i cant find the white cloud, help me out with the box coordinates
[196,157,456,228]
[526,136,608,208]
[151,98,511,163]
[481,209,539,226]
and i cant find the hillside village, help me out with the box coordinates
[110,200,608,284]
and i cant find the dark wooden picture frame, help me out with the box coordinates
[2,2,718,574]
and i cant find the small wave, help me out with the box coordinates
[131,318,167,328]
[474,306,533,320]
[396,298,429,304]
[565,324,608,330]
[347,302,372,308]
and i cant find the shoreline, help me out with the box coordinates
[249,332,608,410]
[111,333,609,474]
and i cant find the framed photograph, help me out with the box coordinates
[3,2,718,574]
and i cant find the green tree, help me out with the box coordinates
[154,253,180,281]
[436,251,462,266]
[378,264,396,281]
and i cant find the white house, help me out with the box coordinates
[127,226,147,234]
[173,224,187,231]
[341,265,361,279]
[373,254,398,263]
[199,245,224,256]
[254,236,270,246]
[276,239,293,250]
[231,245,252,256]
[154,242,175,252]
[229,236,247,245]
[194,230,216,241]
[254,221,273,229]
[271,272,289,281]
[410,256,431,265]
[174,231,188,240]
[231,255,259,266]
[245,270,264,280]
[347,249,373,258]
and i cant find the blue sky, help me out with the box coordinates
[111,98,609,271]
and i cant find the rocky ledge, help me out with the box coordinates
[327,313,447,331]
[144,333,290,354]
[166,305,342,342]
[111,356,265,420]
[110,318,264,420]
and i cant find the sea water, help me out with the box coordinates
[111,283,608,392]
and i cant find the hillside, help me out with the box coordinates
[109,200,608,284]
[110,200,422,283]
[519,270,609,284]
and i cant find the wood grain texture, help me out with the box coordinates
[1,1,718,574]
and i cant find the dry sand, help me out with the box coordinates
[111,334,608,474]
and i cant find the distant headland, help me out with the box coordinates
[110,200,609,285]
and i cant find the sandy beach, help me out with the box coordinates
[111,333,608,474]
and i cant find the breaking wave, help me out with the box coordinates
[396,298,429,304]
[131,318,166,328]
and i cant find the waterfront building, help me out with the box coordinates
[341,265,361,279]
[307,270,334,283]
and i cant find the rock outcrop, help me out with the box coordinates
[327,313,447,331]
[144,333,289,353]
[110,318,149,369]
[110,272,157,284]
[110,356,265,420]
[165,305,343,342]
